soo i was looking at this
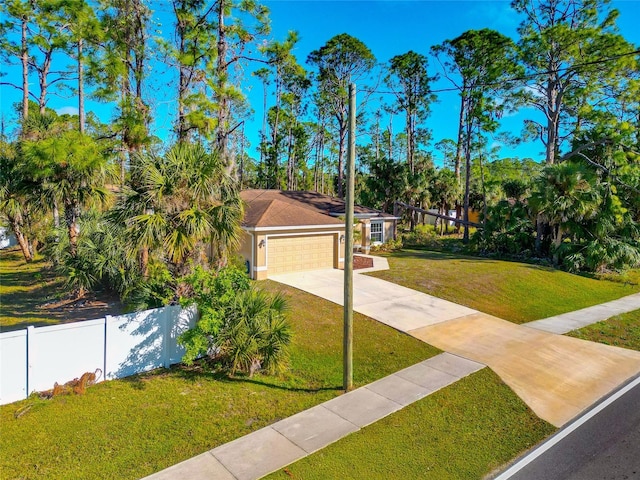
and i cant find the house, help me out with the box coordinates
[239,190,399,280]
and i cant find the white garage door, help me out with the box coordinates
[268,235,335,275]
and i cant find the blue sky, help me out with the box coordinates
[2,0,639,166]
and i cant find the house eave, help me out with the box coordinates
[242,224,345,232]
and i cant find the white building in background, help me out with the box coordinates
[0,227,17,249]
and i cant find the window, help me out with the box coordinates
[370,221,383,244]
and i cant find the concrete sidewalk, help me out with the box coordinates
[271,268,640,427]
[523,292,640,334]
[144,353,484,480]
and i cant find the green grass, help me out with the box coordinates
[0,247,126,332]
[0,281,438,480]
[567,309,640,351]
[266,369,556,480]
[369,249,640,323]
[0,248,65,330]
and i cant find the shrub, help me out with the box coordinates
[475,200,535,256]
[370,237,403,253]
[401,224,440,248]
[178,266,292,376]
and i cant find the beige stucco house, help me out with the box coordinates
[239,190,398,280]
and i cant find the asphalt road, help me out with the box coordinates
[497,375,640,480]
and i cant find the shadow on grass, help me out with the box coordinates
[390,247,566,269]
[224,375,341,394]
[387,248,499,263]
[122,363,342,394]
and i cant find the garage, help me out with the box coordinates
[267,234,335,275]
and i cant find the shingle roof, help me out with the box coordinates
[242,198,344,228]
[240,190,388,228]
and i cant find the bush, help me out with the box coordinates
[401,224,440,248]
[475,200,535,256]
[370,237,403,253]
[178,266,292,376]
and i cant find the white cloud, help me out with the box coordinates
[56,106,79,116]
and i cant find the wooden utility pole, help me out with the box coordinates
[343,83,356,392]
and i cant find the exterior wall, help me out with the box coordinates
[359,220,371,253]
[238,231,253,276]
[336,232,344,269]
[384,219,397,242]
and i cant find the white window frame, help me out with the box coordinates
[370,221,384,244]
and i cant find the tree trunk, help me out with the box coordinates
[535,214,544,254]
[406,109,413,173]
[454,97,465,181]
[462,145,471,244]
[10,215,33,263]
[270,71,282,189]
[216,1,232,171]
[53,199,60,228]
[337,121,347,198]
[141,246,149,279]
[260,78,268,179]
[545,66,561,165]
[286,125,294,190]
[65,200,81,257]
[375,115,380,162]
[479,153,487,224]
[387,112,393,161]
[78,39,85,134]
[21,15,28,121]
[552,225,563,264]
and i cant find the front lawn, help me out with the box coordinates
[0,281,438,480]
[266,368,556,480]
[369,249,640,323]
[567,309,640,352]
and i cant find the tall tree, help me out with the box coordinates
[165,0,218,142]
[432,29,520,242]
[0,0,32,123]
[23,130,113,257]
[213,0,269,172]
[307,33,375,198]
[96,0,151,182]
[385,51,435,174]
[63,0,101,134]
[513,0,637,164]
[253,66,270,178]
[260,31,303,189]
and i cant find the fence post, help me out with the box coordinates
[103,316,110,382]
[26,326,34,397]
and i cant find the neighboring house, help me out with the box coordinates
[421,209,481,226]
[239,190,399,280]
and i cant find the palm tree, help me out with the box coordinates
[529,161,601,263]
[218,287,291,376]
[112,142,243,278]
[0,141,34,262]
[22,130,114,257]
[430,168,460,234]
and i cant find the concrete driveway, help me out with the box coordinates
[271,269,640,427]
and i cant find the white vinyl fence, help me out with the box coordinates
[0,305,198,405]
